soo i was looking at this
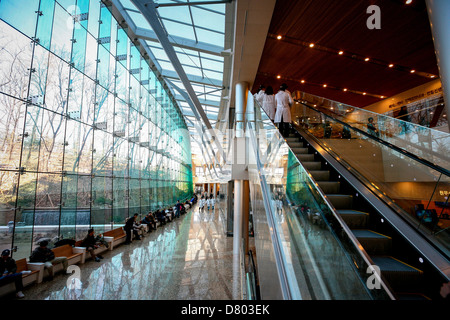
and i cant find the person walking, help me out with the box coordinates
[274,83,294,137]
[262,85,276,121]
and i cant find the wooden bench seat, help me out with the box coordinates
[51,244,85,267]
[0,258,45,298]
[16,258,44,285]
[103,227,127,250]
[75,239,109,260]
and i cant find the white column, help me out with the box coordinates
[426,0,450,129]
[233,81,248,255]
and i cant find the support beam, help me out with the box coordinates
[135,27,225,56]
[155,0,232,8]
[426,0,450,131]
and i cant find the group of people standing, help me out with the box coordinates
[254,83,294,137]
[198,194,216,212]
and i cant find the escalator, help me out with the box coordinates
[286,132,429,299]
[245,91,449,300]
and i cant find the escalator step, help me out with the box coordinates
[288,142,304,148]
[309,170,330,181]
[302,162,322,170]
[297,154,315,161]
[292,147,309,154]
[352,229,392,255]
[285,137,298,142]
[326,194,353,209]
[371,256,423,292]
[337,210,369,228]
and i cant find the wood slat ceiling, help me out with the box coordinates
[252,0,439,108]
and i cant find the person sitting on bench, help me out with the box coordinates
[81,229,104,262]
[0,249,25,298]
[142,213,157,232]
[29,240,68,280]
[155,210,166,225]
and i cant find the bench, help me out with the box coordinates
[51,244,86,270]
[103,227,127,250]
[75,238,109,260]
[0,258,45,298]
[16,258,44,286]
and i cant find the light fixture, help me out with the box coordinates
[430,75,436,78]
[406,0,413,4]
[363,92,367,95]
[380,96,385,99]
[323,84,327,87]
[410,69,415,73]
[343,88,347,92]
[309,43,315,48]
[277,35,282,40]
[338,51,344,55]
[277,75,281,79]
[365,58,370,62]
[389,64,394,68]
[301,80,305,83]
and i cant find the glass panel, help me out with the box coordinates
[0,21,33,100]
[0,93,26,171]
[0,0,39,38]
[0,171,19,253]
[292,95,450,258]
[32,173,62,250]
[36,0,56,50]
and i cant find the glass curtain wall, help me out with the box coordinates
[0,0,193,259]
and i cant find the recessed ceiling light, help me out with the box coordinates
[365,58,370,62]
[277,35,282,40]
[410,69,415,73]
[363,92,367,95]
[430,75,436,78]
[343,88,348,92]
[309,43,315,48]
[380,96,385,99]
[406,0,413,4]
[338,51,344,55]
[301,80,305,83]
[323,84,327,87]
[389,64,394,68]
[277,75,281,79]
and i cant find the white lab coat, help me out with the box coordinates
[262,94,276,120]
[254,90,265,106]
[274,90,294,123]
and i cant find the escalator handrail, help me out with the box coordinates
[295,99,450,177]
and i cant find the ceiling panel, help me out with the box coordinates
[253,0,439,108]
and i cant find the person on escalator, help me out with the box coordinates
[262,85,276,121]
[274,83,294,137]
[254,85,265,106]
[367,117,379,138]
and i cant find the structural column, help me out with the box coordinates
[426,0,450,129]
[233,81,249,255]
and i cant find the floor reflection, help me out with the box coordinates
[22,203,240,300]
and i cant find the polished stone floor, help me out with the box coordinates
[21,204,241,300]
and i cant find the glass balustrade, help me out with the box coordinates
[245,93,394,300]
[290,94,450,258]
